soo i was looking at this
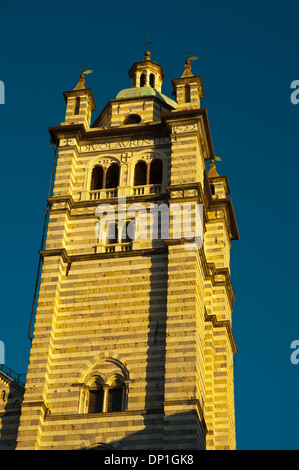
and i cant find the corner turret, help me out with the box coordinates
[171,54,204,109]
[61,67,96,129]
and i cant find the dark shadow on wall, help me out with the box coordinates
[144,251,168,446]
[82,410,205,450]
[80,249,206,451]
[78,249,169,450]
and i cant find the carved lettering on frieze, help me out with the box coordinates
[79,137,170,153]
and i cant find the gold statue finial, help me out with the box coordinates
[182,49,198,77]
[74,62,93,90]
[208,156,222,178]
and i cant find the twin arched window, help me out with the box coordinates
[140,72,155,88]
[91,163,120,191]
[134,158,163,186]
[90,158,163,193]
[106,221,135,247]
[87,376,125,413]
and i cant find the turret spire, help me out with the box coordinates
[208,159,220,178]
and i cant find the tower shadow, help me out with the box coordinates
[142,248,168,448]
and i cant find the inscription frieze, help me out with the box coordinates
[59,136,171,151]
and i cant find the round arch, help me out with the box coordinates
[123,114,142,125]
[128,150,168,188]
[78,354,130,385]
[83,155,121,192]
[75,439,119,450]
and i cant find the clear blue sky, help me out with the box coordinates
[1,0,299,450]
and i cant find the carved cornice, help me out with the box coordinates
[204,309,237,354]
[45,407,164,421]
[39,246,167,265]
[161,108,215,161]
[47,193,168,216]
[162,241,236,314]
[20,400,49,420]
[48,121,169,147]
[197,247,235,310]
[62,87,97,111]
[208,198,239,241]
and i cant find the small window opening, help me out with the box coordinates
[140,73,146,87]
[134,160,147,186]
[210,183,215,195]
[121,220,135,243]
[107,223,118,245]
[149,158,163,184]
[149,73,155,88]
[124,114,141,125]
[74,97,80,115]
[88,389,104,413]
[106,163,119,188]
[185,84,191,103]
[91,165,104,190]
[107,380,124,412]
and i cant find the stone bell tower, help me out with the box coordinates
[16,50,239,450]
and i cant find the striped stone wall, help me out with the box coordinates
[16,64,238,450]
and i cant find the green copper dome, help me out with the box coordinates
[115,86,177,109]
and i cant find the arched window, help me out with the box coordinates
[106,163,119,188]
[91,165,104,190]
[149,158,163,184]
[87,376,125,413]
[185,84,191,103]
[106,378,125,412]
[134,160,147,186]
[123,114,141,125]
[107,223,118,245]
[85,443,116,450]
[140,73,146,87]
[149,73,155,88]
[88,377,104,413]
[121,220,135,243]
[74,97,80,115]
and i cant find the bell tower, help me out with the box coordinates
[128,48,164,92]
[16,50,239,450]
